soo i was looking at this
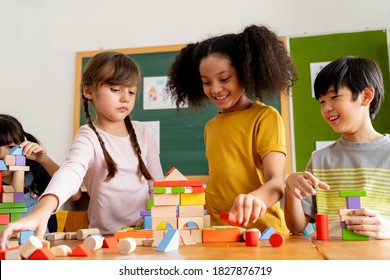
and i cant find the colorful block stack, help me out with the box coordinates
[338,190,369,241]
[0,146,28,231]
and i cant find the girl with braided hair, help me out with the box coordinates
[167,25,297,233]
[0,52,163,245]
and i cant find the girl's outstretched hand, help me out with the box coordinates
[20,140,49,164]
[345,208,390,240]
[230,193,267,226]
[285,171,330,200]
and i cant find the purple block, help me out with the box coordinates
[340,221,347,228]
[15,155,26,166]
[14,192,24,202]
[140,210,151,216]
[346,196,361,209]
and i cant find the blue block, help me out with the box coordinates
[19,230,35,244]
[144,216,152,229]
[260,227,276,240]
[0,160,7,171]
[9,146,23,156]
[156,229,179,252]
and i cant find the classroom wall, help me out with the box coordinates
[0,0,389,166]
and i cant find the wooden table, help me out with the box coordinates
[312,237,390,260]
[50,235,325,260]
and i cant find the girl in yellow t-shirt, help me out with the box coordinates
[167,25,297,233]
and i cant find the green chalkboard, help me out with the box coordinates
[73,45,282,175]
[289,30,390,172]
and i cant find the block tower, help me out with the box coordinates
[144,167,209,243]
[338,190,369,241]
[0,146,28,231]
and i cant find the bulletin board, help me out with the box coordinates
[289,30,390,172]
[73,44,289,175]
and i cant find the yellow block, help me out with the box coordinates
[180,193,206,205]
[56,211,69,232]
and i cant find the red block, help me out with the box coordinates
[220,212,241,226]
[315,214,329,240]
[102,237,118,248]
[29,247,55,260]
[269,232,285,247]
[68,244,92,257]
[245,231,259,246]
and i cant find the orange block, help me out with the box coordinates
[153,180,203,187]
[29,247,55,260]
[68,244,92,257]
[220,212,241,226]
[102,237,119,248]
[114,230,154,240]
[202,228,242,243]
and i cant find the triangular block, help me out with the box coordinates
[102,237,118,248]
[165,168,188,181]
[156,229,179,252]
[68,244,92,257]
[9,146,23,156]
[29,247,55,260]
[260,227,276,240]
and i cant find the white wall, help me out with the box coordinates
[1,0,389,164]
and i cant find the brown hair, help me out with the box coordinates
[81,51,152,181]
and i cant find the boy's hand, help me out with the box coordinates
[285,171,330,200]
[229,194,267,226]
[345,208,390,240]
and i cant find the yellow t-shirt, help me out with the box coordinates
[204,101,288,234]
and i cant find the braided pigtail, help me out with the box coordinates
[82,95,118,181]
[124,115,153,180]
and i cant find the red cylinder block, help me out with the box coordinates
[315,214,329,240]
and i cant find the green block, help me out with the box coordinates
[0,207,28,214]
[147,199,154,211]
[11,212,23,222]
[341,228,369,241]
[0,225,6,231]
[0,202,26,209]
[339,190,367,197]
[172,187,184,194]
[154,187,166,194]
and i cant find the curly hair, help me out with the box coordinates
[166,25,297,109]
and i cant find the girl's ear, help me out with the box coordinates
[361,87,374,106]
[82,85,94,100]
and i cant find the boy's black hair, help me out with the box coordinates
[314,56,385,119]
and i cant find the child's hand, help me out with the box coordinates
[230,194,267,226]
[345,208,390,240]
[0,212,47,250]
[285,171,330,200]
[20,140,48,164]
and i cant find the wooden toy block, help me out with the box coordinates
[65,232,77,240]
[153,193,180,206]
[9,165,30,171]
[45,232,66,241]
[220,212,241,226]
[152,217,177,230]
[203,214,210,227]
[140,210,151,216]
[154,180,203,187]
[165,167,188,181]
[179,205,204,217]
[76,228,100,240]
[202,227,242,243]
[0,213,10,224]
[9,146,24,155]
[151,205,177,217]
[143,238,155,246]
[339,190,367,197]
[102,237,119,248]
[0,172,2,190]
[0,160,7,170]
[84,235,104,250]
[346,196,361,209]
[2,185,15,192]
[5,248,22,260]
[178,216,204,229]
[12,170,25,192]
[118,237,137,254]
[114,229,154,239]
[29,247,55,260]
[1,247,19,260]
[154,187,167,194]
[152,236,163,247]
[156,229,179,252]
[243,228,261,241]
[10,212,23,222]
[6,239,19,248]
[269,232,285,247]
[19,230,35,244]
[191,186,205,193]
[260,227,276,240]
[133,238,147,246]
[172,187,184,194]
[68,244,92,257]
[50,245,72,256]
[2,192,14,203]
[4,155,16,166]
[341,228,369,241]
[245,230,259,246]
[303,223,316,238]
[144,215,152,229]
[0,202,27,212]
[41,239,50,248]
[19,235,43,259]
[14,192,24,203]
[15,155,26,166]
[181,233,196,245]
[315,214,329,240]
[180,193,205,205]
[190,229,203,243]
